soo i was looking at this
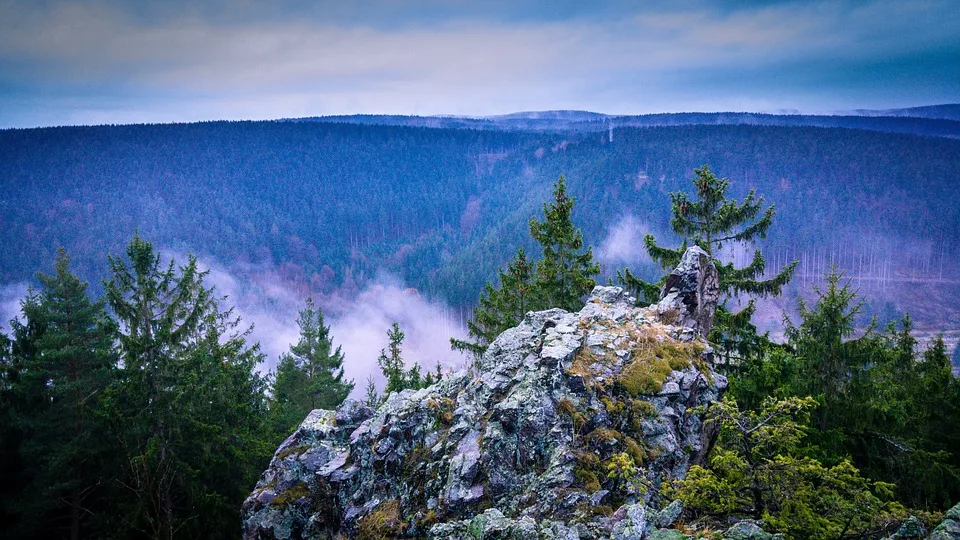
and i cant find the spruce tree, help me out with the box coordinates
[785,269,862,431]
[363,375,380,408]
[270,354,310,434]
[103,234,269,539]
[12,249,117,540]
[623,165,797,361]
[1,292,46,537]
[270,298,352,432]
[639,165,795,295]
[377,322,431,394]
[0,329,20,536]
[453,176,598,356]
[450,247,534,356]
[529,175,600,312]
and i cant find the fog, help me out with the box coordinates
[195,255,468,398]
[0,282,28,334]
[596,214,657,269]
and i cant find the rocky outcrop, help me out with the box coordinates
[928,503,960,539]
[242,247,728,539]
[656,245,718,338]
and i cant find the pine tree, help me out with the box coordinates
[453,176,598,356]
[624,165,797,361]
[102,234,269,539]
[529,176,600,312]
[450,247,534,356]
[785,269,863,431]
[363,375,380,408]
[11,249,117,540]
[1,292,45,537]
[270,298,352,433]
[379,322,408,394]
[641,164,795,295]
[377,322,431,394]
[0,329,22,536]
[270,354,309,434]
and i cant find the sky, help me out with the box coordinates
[0,0,958,127]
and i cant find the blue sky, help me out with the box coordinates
[0,0,957,127]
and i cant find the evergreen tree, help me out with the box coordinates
[670,396,900,539]
[270,354,309,435]
[102,234,269,540]
[773,270,960,509]
[453,176,598,356]
[270,298,352,433]
[11,249,117,540]
[1,291,47,537]
[529,176,600,312]
[642,165,795,295]
[785,269,863,431]
[0,325,28,537]
[378,322,432,394]
[363,375,380,408]
[450,247,534,356]
[623,164,797,362]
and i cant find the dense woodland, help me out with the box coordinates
[1,115,959,538]
[1,120,958,315]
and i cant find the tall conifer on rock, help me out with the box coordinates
[270,298,352,433]
[622,165,797,360]
[450,247,534,356]
[452,176,597,356]
[378,321,433,394]
[529,175,600,312]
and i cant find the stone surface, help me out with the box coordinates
[930,503,960,539]
[721,520,783,540]
[654,500,684,528]
[657,245,719,338]
[241,251,727,538]
[894,516,928,539]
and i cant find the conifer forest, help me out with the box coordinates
[2,1,960,537]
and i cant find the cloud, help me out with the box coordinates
[0,0,957,126]
[597,215,656,267]
[0,282,28,334]
[328,280,468,392]
[191,254,467,398]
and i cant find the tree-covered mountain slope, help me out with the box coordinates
[1,119,958,340]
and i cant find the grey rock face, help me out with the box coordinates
[930,502,960,539]
[721,520,784,540]
[893,516,928,539]
[657,245,719,338]
[243,263,726,538]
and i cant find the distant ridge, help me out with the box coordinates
[843,104,960,122]
[289,109,960,138]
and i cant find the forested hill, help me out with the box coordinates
[295,108,960,138]
[1,118,959,345]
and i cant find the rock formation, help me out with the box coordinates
[242,247,725,539]
[656,245,718,338]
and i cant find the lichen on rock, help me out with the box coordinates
[242,246,728,539]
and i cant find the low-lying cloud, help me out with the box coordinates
[195,255,467,398]
[597,214,656,268]
[0,282,28,334]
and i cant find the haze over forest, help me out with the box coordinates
[3,111,960,388]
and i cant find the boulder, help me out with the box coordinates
[242,250,725,539]
[930,502,960,539]
[657,245,719,338]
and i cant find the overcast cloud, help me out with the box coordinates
[0,0,957,127]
